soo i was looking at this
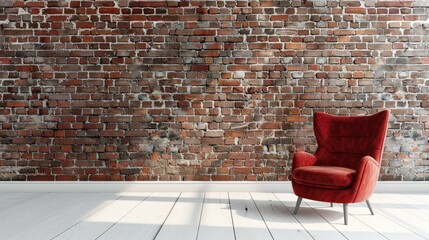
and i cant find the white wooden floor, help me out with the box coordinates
[1,192,428,240]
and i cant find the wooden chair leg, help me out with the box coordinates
[294,197,303,215]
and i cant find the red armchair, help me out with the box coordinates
[291,110,389,225]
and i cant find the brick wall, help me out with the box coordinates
[1,0,428,181]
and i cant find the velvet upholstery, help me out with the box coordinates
[292,166,356,189]
[291,110,389,204]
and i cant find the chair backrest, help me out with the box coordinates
[313,110,389,169]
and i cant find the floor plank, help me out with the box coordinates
[404,193,429,203]
[32,193,120,240]
[349,197,425,240]
[0,193,118,240]
[376,194,429,225]
[229,192,273,240]
[399,194,429,212]
[251,192,313,240]
[53,192,150,240]
[367,194,429,239]
[98,192,180,240]
[304,200,386,240]
[274,193,347,240]
[0,193,44,210]
[197,192,235,240]
[155,192,205,240]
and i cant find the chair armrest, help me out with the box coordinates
[292,152,317,171]
[356,156,379,172]
[352,155,380,202]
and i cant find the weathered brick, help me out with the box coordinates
[129,1,168,7]
[228,152,250,159]
[260,123,282,129]
[99,8,120,14]
[345,8,366,14]
[194,30,216,36]
[231,167,252,175]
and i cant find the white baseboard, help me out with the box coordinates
[373,181,429,193]
[0,181,287,193]
[0,181,428,193]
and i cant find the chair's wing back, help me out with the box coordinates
[313,110,389,169]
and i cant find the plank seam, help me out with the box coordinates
[359,197,429,240]
[273,193,316,240]
[95,193,153,240]
[250,192,275,240]
[227,192,237,240]
[152,192,182,240]
[195,192,206,240]
[376,194,429,224]
[303,201,349,240]
[348,208,391,240]
[50,193,125,240]
[0,193,46,212]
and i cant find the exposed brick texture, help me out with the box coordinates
[0,0,429,181]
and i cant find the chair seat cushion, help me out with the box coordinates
[292,166,356,189]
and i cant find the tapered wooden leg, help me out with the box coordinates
[294,197,303,215]
[366,200,374,215]
[343,203,348,225]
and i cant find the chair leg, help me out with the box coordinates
[330,202,333,207]
[294,197,303,215]
[343,203,348,225]
[366,200,374,215]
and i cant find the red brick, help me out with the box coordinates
[43,8,63,14]
[345,8,366,14]
[129,1,168,7]
[16,65,39,72]
[26,2,46,7]
[47,16,67,21]
[99,8,120,14]
[254,167,272,174]
[271,15,289,21]
[231,168,252,175]
[191,65,209,71]
[89,175,112,181]
[212,175,234,181]
[0,58,11,64]
[198,51,220,57]
[287,116,307,122]
[260,123,282,129]
[194,30,216,36]
[285,43,305,50]
[28,175,55,181]
[202,138,224,145]
[76,22,94,28]
[70,1,80,7]
[228,152,250,159]
[6,101,29,107]
[225,130,246,137]
[56,175,78,181]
